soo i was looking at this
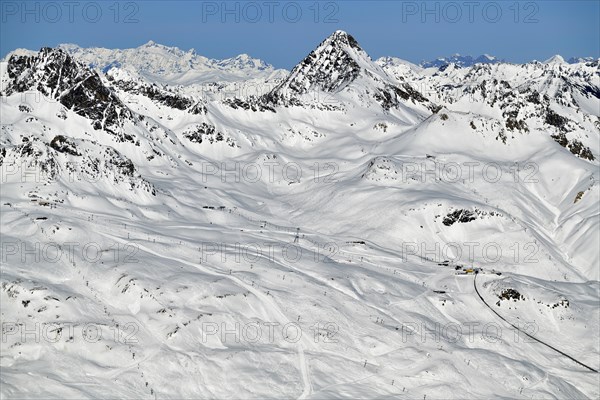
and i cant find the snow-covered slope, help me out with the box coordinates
[1,31,599,399]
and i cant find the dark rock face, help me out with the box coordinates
[498,289,524,301]
[375,83,430,110]
[50,135,80,156]
[443,209,477,226]
[225,97,275,112]
[183,123,236,147]
[551,133,595,160]
[188,102,208,115]
[263,31,364,105]
[440,208,501,226]
[575,82,600,99]
[505,115,529,133]
[5,48,135,142]
[545,109,569,130]
[139,85,194,110]
[107,75,207,114]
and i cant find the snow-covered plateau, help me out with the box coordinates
[1,31,599,398]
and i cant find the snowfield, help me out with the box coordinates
[1,31,599,399]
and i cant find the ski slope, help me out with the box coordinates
[1,31,599,399]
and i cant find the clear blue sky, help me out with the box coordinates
[1,0,599,68]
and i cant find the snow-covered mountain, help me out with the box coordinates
[381,56,599,160]
[55,41,288,85]
[262,30,435,120]
[43,42,289,104]
[421,54,599,69]
[567,56,598,64]
[1,31,599,399]
[421,54,503,68]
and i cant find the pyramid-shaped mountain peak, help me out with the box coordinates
[322,30,362,51]
[264,31,383,104]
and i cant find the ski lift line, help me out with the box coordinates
[227,209,441,280]
[473,273,598,374]
[101,210,412,285]
[53,205,427,283]
[126,205,433,277]
[230,207,439,266]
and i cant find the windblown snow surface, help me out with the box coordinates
[1,31,599,399]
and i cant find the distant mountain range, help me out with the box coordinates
[5,43,596,81]
[420,54,598,68]
[420,54,503,68]
[56,41,287,85]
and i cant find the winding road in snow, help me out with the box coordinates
[473,272,598,373]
